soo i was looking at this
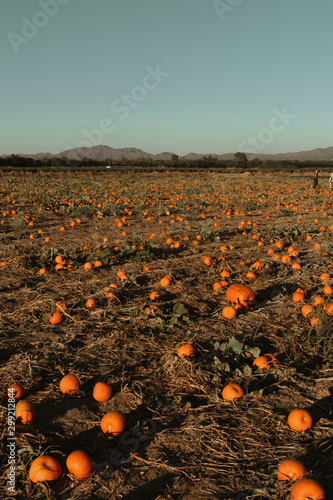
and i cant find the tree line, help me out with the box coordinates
[1,153,333,171]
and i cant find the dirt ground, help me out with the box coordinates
[0,171,332,499]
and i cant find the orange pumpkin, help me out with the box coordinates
[60,374,80,394]
[177,344,196,358]
[253,356,270,370]
[222,305,237,319]
[66,450,95,480]
[85,299,96,310]
[15,400,36,424]
[288,409,312,431]
[263,353,278,365]
[292,291,305,302]
[277,460,307,482]
[213,282,223,292]
[160,276,172,288]
[290,478,325,499]
[222,383,244,402]
[29,455,62,483]
[203,256,213,266]
[301,305,314,318]
[93,382,113,402]
[8,383,26,399]
[320,272,330,282]
[55,301,67,312]
[226,284,255,309]
[100,411,127,435]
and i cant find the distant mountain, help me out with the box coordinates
[2,145,333,162]
[184,147,333,162]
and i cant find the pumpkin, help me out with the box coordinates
[263,353,278,365]
[290,478,325,499]
[100,411,127,435]
[49,311,64,325]
[15,400,36,424]
[93,382,113,402]
[222,383,244,401]
[55,301,67,312]
[301,305,314,318]
[177,344,196,358]
[60,374,80,394]
[203,256,213,266]
[288,409,312,431]
[253,356,270,370]
[29,455,62,483]
[277,459,307,482]
[220,269,231,278]
[85,299,96,310]
[160,276,172,288]
[292,291,305,302]
[213,282,223,292]
[222,305,237,319]
[226,284,255,309]
[8,383,26,399]
[66,450,95,480]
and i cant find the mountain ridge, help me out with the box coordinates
[2,145,333,162]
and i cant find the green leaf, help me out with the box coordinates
[228,337,244,354]
[214,341,220,350]
[173,303,188,316]
[245,346,261,358]
[219,343,228,353]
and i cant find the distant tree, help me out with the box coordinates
[58,156,70,166]
[233,152,248,164]
[251,158,262,168]
[41,157,52,167]
[202,155,218,167]
[79,156,90,167]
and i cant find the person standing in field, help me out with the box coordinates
[329,172,333,189]
[313,169,319,188]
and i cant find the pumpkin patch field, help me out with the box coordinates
[1,170,333,499]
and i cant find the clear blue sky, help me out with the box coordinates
[1,0,333,156]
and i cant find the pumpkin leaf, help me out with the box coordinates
[228,337,243,353]
[245,346,261,358]
[219,343,228,353]
[173,303,188,316]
